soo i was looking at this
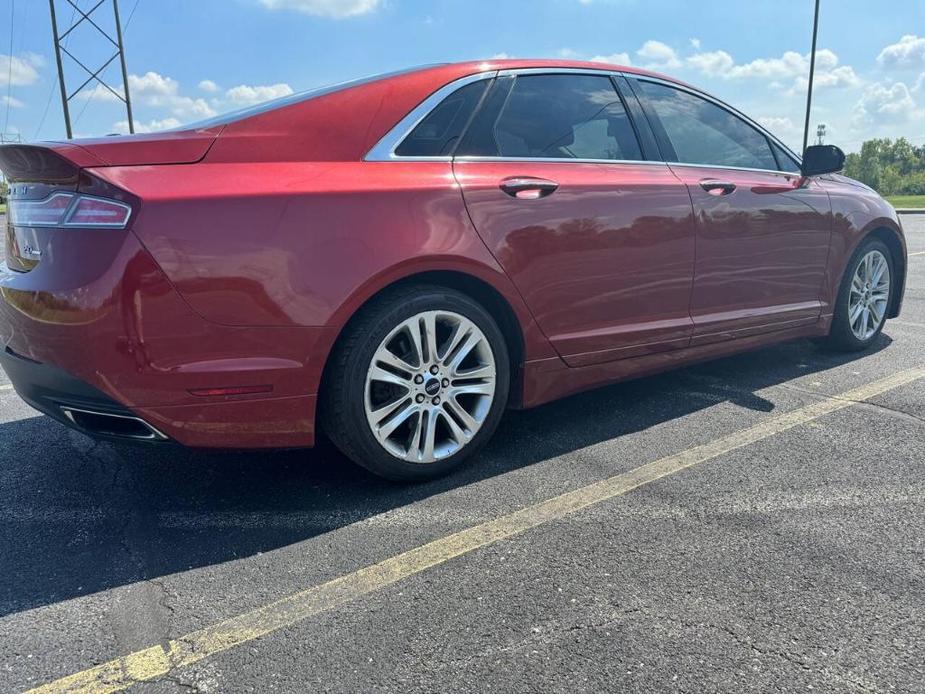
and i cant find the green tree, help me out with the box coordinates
[842,137,925,195]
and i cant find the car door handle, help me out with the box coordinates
[699,179,737,195]
[500,177,559,199]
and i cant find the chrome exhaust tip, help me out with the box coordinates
[59,406,168,442]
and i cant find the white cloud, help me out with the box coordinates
[80,83,123,102]
[636,40,681,70]
[82,71,217,120]
[686,50,734,77]
[853,81,918,125]
[790,64,862,94]
[689,38,701,50]
[914,73,925,93]
[223,83,294,106]
[257,0,382,18]
[755,116,799,139]
[591,52,632,66]
[1,95,25,108]
[128,72,216,119]
[84,71,295,132]
[491,52,510,60]
[877,35,925,68]
[0,53,43,87]
[687,48,861,94]
[128,71,179,97]
[114,117,182,134]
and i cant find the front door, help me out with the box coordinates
[630,78,833,344]
[453,72,697,366]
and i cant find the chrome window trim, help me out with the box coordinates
[665,161,803,176]
[495,67,623,78]
[364,71,498,161]
[454,156,669,166]
[365,65,803,172]
[630,74,803,169]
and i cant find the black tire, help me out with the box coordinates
[320,284,510,482]
[825,237,894,352]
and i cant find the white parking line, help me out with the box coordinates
[0,383,14,392]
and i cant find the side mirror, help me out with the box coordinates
[801,144,845,177]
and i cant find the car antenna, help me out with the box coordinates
[801,0,821,157]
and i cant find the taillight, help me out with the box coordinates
[8,192,132,229]
[9,193,74,227]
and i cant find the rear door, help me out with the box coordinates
[629,77,833,344]
[451,71,697,366]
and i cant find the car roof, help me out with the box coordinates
[430,58,687,86]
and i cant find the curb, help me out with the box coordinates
[896,209,925,215]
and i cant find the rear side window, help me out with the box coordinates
[638,81,778,171]
[395,80,489,157]
[457,74,642,161]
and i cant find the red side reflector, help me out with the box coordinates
[188,385,274,397]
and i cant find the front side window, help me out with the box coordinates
[638,81,778,171]
[771,141,801,173]
[457,74,642,161]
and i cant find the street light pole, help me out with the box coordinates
[802,0,821,155]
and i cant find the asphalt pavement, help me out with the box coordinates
[1,215,924,693]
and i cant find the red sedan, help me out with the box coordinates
[0,60,907,480]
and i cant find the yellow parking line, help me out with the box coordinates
[26,365,925,694]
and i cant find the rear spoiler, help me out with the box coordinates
[0,143,98,183]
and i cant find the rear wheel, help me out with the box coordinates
[321,285,510,481]
[825,237,893,351]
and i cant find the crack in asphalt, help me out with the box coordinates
[776,383,925,427]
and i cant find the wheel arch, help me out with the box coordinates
[863,224,907,319]
[318,265,538,413]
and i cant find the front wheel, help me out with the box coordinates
[825,237,894,351]
[321,285,510,481]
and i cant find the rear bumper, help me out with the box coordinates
[1,346,319,448]
[1,345,170,443]
[0,231,334,449]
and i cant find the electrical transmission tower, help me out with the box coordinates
[48,0,134,138]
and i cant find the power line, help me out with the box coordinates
[124,0,140,31]
[3,0,15,135]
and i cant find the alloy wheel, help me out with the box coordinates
[848,249,890,341]
[364,310,497,463]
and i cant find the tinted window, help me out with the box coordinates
[639,81,777,170]
[395,80,489,157]
[771,141,801,173]
[458,74,642,161]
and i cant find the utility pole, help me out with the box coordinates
[801,0,821,155]
[48,0,134,139]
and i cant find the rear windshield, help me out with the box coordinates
[173,65,439,132]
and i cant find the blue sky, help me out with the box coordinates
[2,0,924,152]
